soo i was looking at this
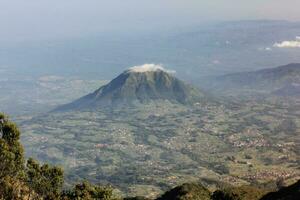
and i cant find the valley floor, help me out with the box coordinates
[20,98,300,198]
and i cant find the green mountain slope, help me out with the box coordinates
[56,69,206,111]
[207,63,300,96]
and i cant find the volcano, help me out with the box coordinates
[56,65,206,111]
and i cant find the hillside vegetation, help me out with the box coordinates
[0,113,298,199]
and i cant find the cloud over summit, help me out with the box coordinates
[273,37,300,48]
[128,64,176,73]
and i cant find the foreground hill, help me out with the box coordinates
[207,63,300,96]
[157,183,211,200]
[56,65,206,111]
[260,180,300,200]
[156,180,300,200]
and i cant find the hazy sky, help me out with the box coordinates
[1,0,300,42]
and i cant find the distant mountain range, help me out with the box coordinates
[56,67,206,111]
[272,83,300,97]
[207,63,300,96]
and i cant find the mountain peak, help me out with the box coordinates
[56,65,206,111]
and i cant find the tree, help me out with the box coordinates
[0,113,25,179]
[0,113,26,199]
[212,189,241,200]
[157,183,211,200]
[0,113,116,200]
[260,180,300,200]
[212,185,268,200]
[0,113,64,199]
[62,181,114,200]
[26,158,64,199]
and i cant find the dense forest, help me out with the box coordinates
[0,113,298,200]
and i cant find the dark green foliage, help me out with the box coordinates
[260,180,300,200]
[157,183,211,200]
[62,181,114,200]
[26,158,64,199]
[0,113,25,179]
[0,113,26,199]
[212,189,241,200]
[124,197,151,200]
[213,164,230,175]
[212,185,269,200]
[0,175,32,200]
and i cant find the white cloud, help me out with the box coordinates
[265,47,272,51]
[128,64,176,73]
[273,37,300,48]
